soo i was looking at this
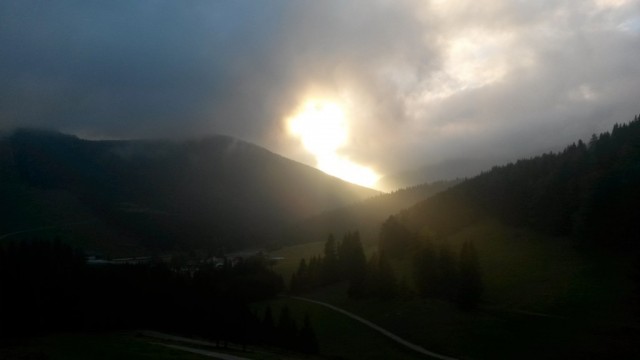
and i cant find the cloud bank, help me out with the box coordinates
[1,0,639,177]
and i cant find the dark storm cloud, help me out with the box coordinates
[0,1,286,138]
[1,0,639,178]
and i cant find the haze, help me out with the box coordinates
[1,0,639,188]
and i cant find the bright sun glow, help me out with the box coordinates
[287,100,380,188]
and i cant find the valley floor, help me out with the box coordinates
[268,221,640,359]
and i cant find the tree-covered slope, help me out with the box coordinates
[0,129,377,254]
[288,180,459,245]
[400,115,640,250]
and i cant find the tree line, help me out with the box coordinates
[412,235,483,310]
[290,231,399,299]
[0,238,320,354]
[401,114,640,251]
[256,305,318,354]
[381,215,483,309]
[290,223,483,309]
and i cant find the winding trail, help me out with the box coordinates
[142,331,251,360]
[289,296,458,360]
[151,343,251,360]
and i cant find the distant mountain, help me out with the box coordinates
[0,129,377,255]
[377,157,509,191]
[287,179,459,245]
[398,114,640,250]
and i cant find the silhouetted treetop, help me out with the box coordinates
[400,114,640,249]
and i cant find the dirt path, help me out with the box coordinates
[142,331,252,360]
[289,296,458,360]
[151,343,252,360]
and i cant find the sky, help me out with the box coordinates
[1,0,639,189]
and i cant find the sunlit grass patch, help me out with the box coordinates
[256,297,426,360]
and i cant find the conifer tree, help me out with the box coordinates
[290,273,299,292]
[346,232,368,298]
[457,241,483,310]
[322,234,339,284]
[308,256,320,288]
[297,258,308,276]
[379,216,415,259]
[436,243,458,301]
[291,258,309,292]
[413,239,439,298]
[276,305,298,348]
[298,313,319,354]
[375,253,398,299]
[262,305,276,345]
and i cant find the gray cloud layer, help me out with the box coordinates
[1,0,639,176]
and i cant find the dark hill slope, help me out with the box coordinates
[401,115,640,249]
[288,180,459,244]
[0,130,377,254]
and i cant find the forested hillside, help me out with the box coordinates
[0,129,377,255]
[287,180,459,245]
[400,115,640,250]
[273,115,640,359]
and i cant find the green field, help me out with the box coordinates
[0,332,325,360]
[269,241,326,283]
[0,333,212,360]
[257,297,427,360]
[300,282,640,359]
[271,220,640,359]
[444,220,637,320]
[269,238,379,284]
[5,219,637,359]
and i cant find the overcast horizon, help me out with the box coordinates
[2,0,639,186]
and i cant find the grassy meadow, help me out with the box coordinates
[0,333,212,360]
[269,220,640,359]
[256,297,427,360]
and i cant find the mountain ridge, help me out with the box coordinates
[0,129,378,255]
[394,114,640,250]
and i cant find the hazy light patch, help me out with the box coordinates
[417,29,512,103]
[438,120,482,136]
[595,0,632,9]
[288,101,347,156]
[618,17,640,34]
[286,99,380,188]
[445,30,511,88]
[569,84,599,101]
[316,154,380,189]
